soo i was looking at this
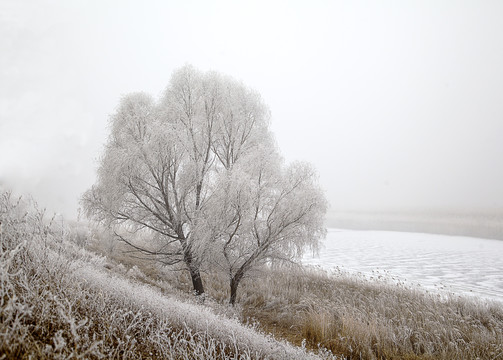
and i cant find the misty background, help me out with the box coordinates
[1,1,503,235]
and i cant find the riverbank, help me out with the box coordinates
[2,193,502,359]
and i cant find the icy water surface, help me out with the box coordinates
[303,229,503,302]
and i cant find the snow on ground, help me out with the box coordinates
[303,229,503,301]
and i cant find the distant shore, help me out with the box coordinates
[326,210,503,240]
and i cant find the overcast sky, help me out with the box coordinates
[1,0,503,220]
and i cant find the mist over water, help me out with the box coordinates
[326,210,503,240]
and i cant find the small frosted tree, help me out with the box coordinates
[82,66,270,296]
[203,146,327,305]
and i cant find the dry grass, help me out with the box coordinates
[111,243,503,360]
[0,192,325,359]
[208,266,503,359]
[89,214,503,359]
[14,190,502,359]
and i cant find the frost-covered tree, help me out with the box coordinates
[83,65,326,301]
[82,66,270,296]
[203,145,327,305]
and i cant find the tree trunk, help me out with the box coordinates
[229,272,243,306]
[190,267,205,296]
[181,238,205,296]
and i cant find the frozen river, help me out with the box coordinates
[302,229,503,302]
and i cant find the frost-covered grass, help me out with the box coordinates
[100,232,503,360]
[4,191,502,359]
[0,192,329,359]
[222,266,503,359]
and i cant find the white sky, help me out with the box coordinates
[1,0,503,220]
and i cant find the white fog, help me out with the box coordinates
[2,0,503,225]
[1,1,503,358]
